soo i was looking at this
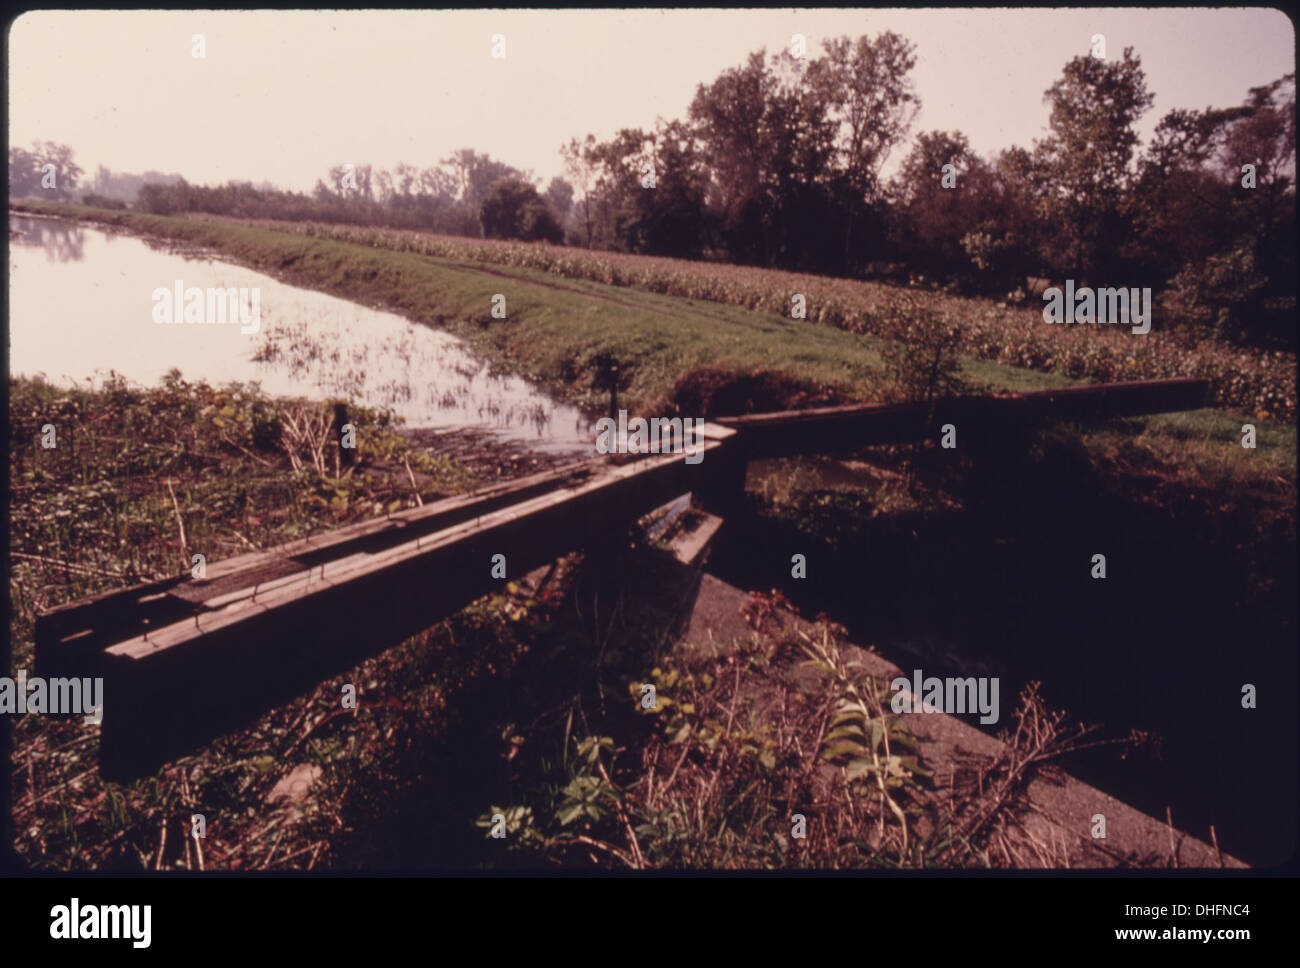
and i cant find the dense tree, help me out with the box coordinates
[8,141,82,200]
[638,119,711,258]
[561,134,600,247]
[809,33,919,270]
[442,148,529,226]
[683,33,918,272]
[480,177,564,243]
[1125,106,1246,284]
[888,131,982,279]
[545,176,574,222]
[688,47,847,267]
[576,122,710,257]
[1032,46,1154,281]
[688,51,772,262]
[85,164,184,204]
[1132,74,1296,346]
[964,148,1048,293]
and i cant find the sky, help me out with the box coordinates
[7,8,1295,194]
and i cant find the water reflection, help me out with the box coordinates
[9,216,86,262]
[249,315,586,441]
[9,215,593,450]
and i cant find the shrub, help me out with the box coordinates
[79,192,127,210]
[1162,243,1269,346]
[878,298,972,411]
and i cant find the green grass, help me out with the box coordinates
[1140,406,1296,458]
[133,208,1299,422]
[11,202,1080,416]
[1091,407,1297,498]
[12,201,1293,491]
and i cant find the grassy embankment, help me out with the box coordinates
[13,202,1294,495]
[11,202,1073,412]
[187,210,1296,419]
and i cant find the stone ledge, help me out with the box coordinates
[680,569,1243,869]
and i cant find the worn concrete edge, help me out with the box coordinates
[677,567,1245,870]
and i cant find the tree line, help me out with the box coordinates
[11,32,1295,349]
[565,36,1293,348]
[139,149,567,243]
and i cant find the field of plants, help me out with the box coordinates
[14,201,1295,425]
[7,374,1110,871]
[214,214,1295,421]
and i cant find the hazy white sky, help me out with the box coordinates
[8,8,1295,193]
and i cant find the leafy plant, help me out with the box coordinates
[877,297,972,414]
[797,625,932,855]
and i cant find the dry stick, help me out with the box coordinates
[841,769,860,829]
[280,700,317,751]
[284,709,351,758]
[17,766,97,811]
[154,818,168,871]
[1164,806,1180,869]
[956,757,1027,850]
[27,750,38,809]
[810,628,915,858]
[10,551,128,579]
[723,662,742,736]
[799,702,833,792]
[164,479,189,569]
[952,708,1078,862]
[694,661,744,833]
[268,842,319,868]
[218,433,274,467]
[576,705,646,868]
[403,457,424,507]
[230,530,261,552]
[660,742,693,802]
[260,827,287,870]
[694,773,707,836]
[593,751,646,869]
[869,706,910,858]
[181,771,205,871]
[39,729,98,758]
[569,834,636,868]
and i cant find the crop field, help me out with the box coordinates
[10,202,1077,413]
[206,212,1295,421]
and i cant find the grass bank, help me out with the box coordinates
[11,201,1078,418]
[72,204,1299,419]
[14,203,1294,482]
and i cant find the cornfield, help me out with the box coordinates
[213,215,1296,421]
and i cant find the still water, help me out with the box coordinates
[8,215,592,452]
